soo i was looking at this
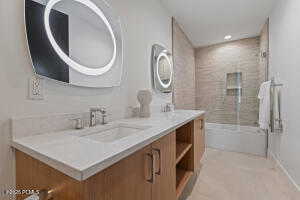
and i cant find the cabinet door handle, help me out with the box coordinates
[201,119,205,130]
[146,153,155,183]
[153,149,161,175]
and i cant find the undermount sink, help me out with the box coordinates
[82,124,151,143]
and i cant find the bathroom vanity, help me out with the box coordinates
[12,110,205,200]
[16,1,197,198]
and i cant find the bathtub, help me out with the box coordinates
[205,123,266,156]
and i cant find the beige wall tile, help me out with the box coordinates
[172,20,196,110]
[260,20,269,83]
[195,37,262,126]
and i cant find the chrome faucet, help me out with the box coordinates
[90,107,100,127]
[89,107,108,127]
[162,103,174,113]
[99,107,108,125]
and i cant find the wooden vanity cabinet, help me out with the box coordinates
[16,116,205,200]
[16,146,154,200]
[85,132,176,200]
[192,117,205,171]
[16,133,176,200]
[175,116,205,199]
[84,144,153,200]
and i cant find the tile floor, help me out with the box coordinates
[187,148,300,200]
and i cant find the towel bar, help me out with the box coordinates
[270,77,283,133]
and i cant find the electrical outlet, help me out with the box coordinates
[29,76,44,100]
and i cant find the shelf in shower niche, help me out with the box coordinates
[226,86,242,90]
[226,87,243,96]
[226,72,242,92]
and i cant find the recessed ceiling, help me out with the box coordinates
[161,0,276,47]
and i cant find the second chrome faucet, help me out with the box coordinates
[90,107,108,127]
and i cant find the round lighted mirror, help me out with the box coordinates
[44,0,116,76]
[156,52,173,89]
[151,44,173,93]
[25,0,123,87]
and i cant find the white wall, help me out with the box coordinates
[0,0,171,196]
[269,0,300,188]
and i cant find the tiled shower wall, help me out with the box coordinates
[259,20,269,83]
[172,20,196,109]
[195,38,262,126]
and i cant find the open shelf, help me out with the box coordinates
[175,120,201,199]
[176,142,192,165]
[176,168,193,199]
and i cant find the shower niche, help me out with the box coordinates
[226,72,243,96]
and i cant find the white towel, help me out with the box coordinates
[258,81,271,130]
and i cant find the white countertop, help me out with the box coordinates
[11,110,205,181]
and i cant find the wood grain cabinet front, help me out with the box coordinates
[85,145,153,200]
[86,132,177,200]
[16,132,177,200]
[151,132,176,200]
[193,116,205,171]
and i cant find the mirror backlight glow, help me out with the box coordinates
[44,0,117,76]
[156,52,173,89]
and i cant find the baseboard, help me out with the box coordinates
[268,151,300,192]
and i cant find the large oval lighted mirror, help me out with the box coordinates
[151,44,173,93]
[25,0,123,88]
